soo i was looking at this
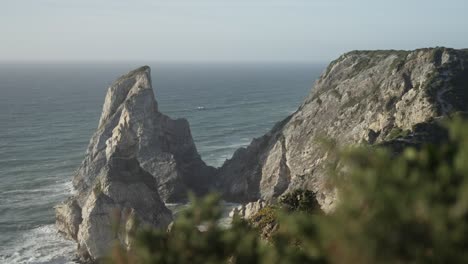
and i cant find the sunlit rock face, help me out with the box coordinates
[73,66,215,203]
[217,48,468,211]
[55,48,468,260]
[56,66,215,261]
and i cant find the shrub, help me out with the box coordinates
[109,118,468,264]
[249,206,279,241]
[279,189,320,213]
[319,117,468,263]
[107,194,267,264]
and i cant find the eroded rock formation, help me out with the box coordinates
[56,66,214,261]
[72,66,215,203]
[217,48,468,211]
[57,48,468,260]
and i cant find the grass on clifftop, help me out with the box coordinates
[108,117,468,264]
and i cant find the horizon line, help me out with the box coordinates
[0,59,330,65]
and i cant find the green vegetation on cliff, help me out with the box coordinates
[110,117,468,264]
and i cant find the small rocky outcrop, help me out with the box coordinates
[228,199,267,219]
[217,48,468,210]
[56,66,215,261]
[56,198,82,241]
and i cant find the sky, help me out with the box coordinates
[1,0,467,62]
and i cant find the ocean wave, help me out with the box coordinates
[165,99,271,115]
[1,178,72,193]
[0,181,73,207]
[0,63,318,263]
[0,225,76,264]
[200,142,251,152]
[204,154,232,167]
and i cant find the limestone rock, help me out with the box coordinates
[229,199,267,219]
[218,48,468,210]
[76,154,172,261]
[56,66,214,261]
[72,66,215,203]
[55,198,82,241]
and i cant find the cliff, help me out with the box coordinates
[217,48,468,210]
[56,48,468,260]
[56,66,215,261]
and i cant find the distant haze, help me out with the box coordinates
[1,0,467,62]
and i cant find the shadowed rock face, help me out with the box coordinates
[56,66,215,261]
[217,48,468,210]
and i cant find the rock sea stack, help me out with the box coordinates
[56,66,214,261]
[56,48,468,260]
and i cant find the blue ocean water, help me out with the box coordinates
[0,63,324,263]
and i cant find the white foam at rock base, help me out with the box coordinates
[0,225,76,264]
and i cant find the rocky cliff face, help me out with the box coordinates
[57,48,468,260]
[217,48,468,210]
[56,66,215,261]
[72,66,215,203]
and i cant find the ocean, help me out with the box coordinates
[0,62,324,263]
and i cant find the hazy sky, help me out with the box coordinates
[1,0,467,62]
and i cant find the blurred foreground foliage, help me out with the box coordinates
[109,118,468,264]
